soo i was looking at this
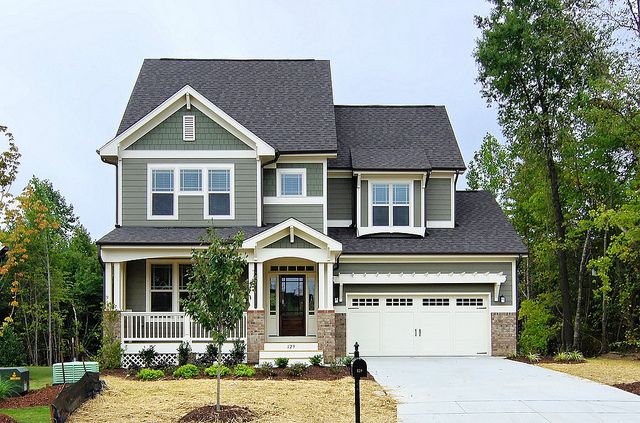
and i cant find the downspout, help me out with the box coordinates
[260,150,280,226]
[423,170,431,233]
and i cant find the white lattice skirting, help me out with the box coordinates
[121,352,238,368]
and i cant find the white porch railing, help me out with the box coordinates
[121,312,248,343]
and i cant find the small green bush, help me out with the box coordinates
[518,296,558,355]
[328,360,343,374]
[137,368,164,381]
[340,356,353,367]
[177,342,192,366]
[274,357,289,368]
[205,364,231,377]
[554,351,584,362]
[309,354,323,366]
[98,310,124,369]
[173,364,200,379]
[233,364,256,377]
[257,362,276,377]
[0,327,26,367]
[526,352,541,363]
[138,346,158,368]
[224,339,246,366]
[0,380,18,401]
[285,362,307,377]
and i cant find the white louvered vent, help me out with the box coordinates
[183,115,195,141]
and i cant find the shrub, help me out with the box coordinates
[554,351,584,362]
[98,309,124,369]
[285,362,307,377]
[137,368,164,381]
[173,364,200,379]
[340,356,353,367]
[526,352,541,363]
[177,342,192,366]
[0,327,26,367]
[199,343,218,365]
[233,364,256,377]
[309,354,323,366]
[257,362,276,377]
[518,296,558,355]
[0,380,18,401]
[205,364,231,377]
[328,360,343,374]
[274,357,289,368]
[224,339,246,366]
[138,346,158,368]
[127,363,141,377]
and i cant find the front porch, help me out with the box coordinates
[101,219,343,366]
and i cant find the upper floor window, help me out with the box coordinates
[207,168,232,217]
[183,115,195,141]
[372,182,410,227]
[277,168,306,197]
[151,169,175,217]
[180,169,202,192]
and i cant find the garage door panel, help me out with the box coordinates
[381,312,414,355]
[415,312,453,355]
[347,310,381,356]
[453,311,489,355]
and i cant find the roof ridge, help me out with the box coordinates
[335,104,443,108]
[151,58,324,62]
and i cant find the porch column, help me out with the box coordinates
[248,263,256,310]
[324,263,333,310]
[255,262,264,311]
[317,262,336,361]
[318,261,326,310]
[104,262,113,307]
[113,262,123,310]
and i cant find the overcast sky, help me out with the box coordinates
[0,0,500,239]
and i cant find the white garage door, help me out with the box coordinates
[346,295,490,356]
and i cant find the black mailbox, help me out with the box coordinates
[352,357,367,378]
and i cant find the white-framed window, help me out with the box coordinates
[277,168,306,197]
[206,166,234,219]
[149,168,176,218]
[371,182,411,227]
[178,264,191,312]
[180,169,202,193]
[150,264,173,312]
[183,115,195,141]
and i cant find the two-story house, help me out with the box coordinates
[96,59,526,367]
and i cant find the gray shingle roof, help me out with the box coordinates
[350,147,431,171]
[97,192,526,255]
[96,226,271,246]
[329,191,527,255]
[117,59,338,153]
[331,106,466,170]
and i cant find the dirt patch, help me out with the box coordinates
[179,405,254,422]
[0,415,19,423]
[614,382,640,396]
[508,356,585,365]
[0,385,63,409]
[539,357,640,385]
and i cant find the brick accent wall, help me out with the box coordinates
[491,312,517,356]
[246,310,265,363]
[335,312,346,358]
[317,310,336,362]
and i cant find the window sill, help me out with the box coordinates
[264,196,324,205]
[357,226,425,237]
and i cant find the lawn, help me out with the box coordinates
[0,406,50,423]
[70,376,397,423]
[27,366,52,390]
[540,356,640,385]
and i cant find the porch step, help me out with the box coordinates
[259,350,323,360]
[263,342,319,351]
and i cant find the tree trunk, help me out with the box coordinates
[573,229,591,350]
[545,152,572,350]
[600,230,609,354]
[46,234,53,367]
[216,342,222,411]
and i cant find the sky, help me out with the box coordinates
[0,0,501,239]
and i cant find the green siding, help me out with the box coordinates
[360,180,368,226]
[336,261,514,306]
[125,260,146,312]
[426,178,452,221]
[127,105,251,151]
[263,204,323,232]
[263,163,323,196]
[414,180,421,227]
[121,158,257,226]
[265,235,319,249]
[328,178,353,221]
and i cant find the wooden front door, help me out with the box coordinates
[279,275,305,336]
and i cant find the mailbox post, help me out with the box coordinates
[351,342,368,423]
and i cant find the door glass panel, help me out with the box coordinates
[269,277,277,316]
[279,275,305,336]
[308,277,315,315]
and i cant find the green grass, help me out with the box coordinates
[0,406,50,423]
[26,367,51,390]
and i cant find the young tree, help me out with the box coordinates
[183,229,254,411]
[475,0,611,349]
[466,133,514,207]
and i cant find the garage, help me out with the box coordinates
[346,294,490,356]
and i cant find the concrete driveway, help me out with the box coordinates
[366,357,640,422]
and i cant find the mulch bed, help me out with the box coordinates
[614,382,640,396]
[179,405,254,422]
[0,385,63,409]
[507,356,586,365]
[0,415,18,423]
